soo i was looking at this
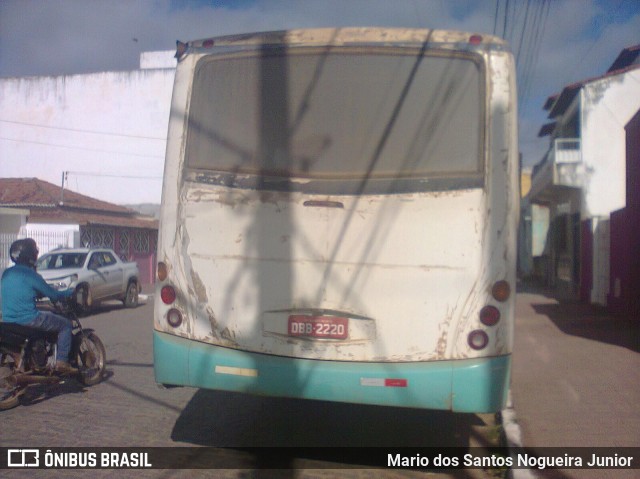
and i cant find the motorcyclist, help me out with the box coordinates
[1,238,76,373]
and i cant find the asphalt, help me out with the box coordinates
[508,282,640,478]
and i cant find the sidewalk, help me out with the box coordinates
[509,284,640,477]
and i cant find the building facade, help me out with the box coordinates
[527,45,640,310]
[0,178,158,284]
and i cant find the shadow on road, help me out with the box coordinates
[172,389,475,448]
[18,379,89,407]
[81,300,146,318]
[531,302,640,353]
[168,389,486,472]
[168,389,483,470]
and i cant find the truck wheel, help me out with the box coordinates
[123,282,139,308]
[76,284,93,315]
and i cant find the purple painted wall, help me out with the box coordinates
[608,109,640,316]
[580,219,593,303]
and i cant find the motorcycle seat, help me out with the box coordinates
[0,322,59,343]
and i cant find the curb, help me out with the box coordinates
[503,390,538,479]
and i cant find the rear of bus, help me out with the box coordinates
[154,28,518,413]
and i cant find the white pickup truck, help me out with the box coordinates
[37,247,140,312]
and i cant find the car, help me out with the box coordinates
[37,247,140,313]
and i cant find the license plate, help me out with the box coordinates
[287,315,348,339]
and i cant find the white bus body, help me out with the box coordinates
[154,28,518,412]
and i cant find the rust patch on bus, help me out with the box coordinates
[190,269,208,303]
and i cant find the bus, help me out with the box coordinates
[154,27,518,413]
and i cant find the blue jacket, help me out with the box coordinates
[1,264,73,324]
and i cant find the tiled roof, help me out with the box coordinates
[0,177,157,230]
[543,44,640,120]
[0,177,131,213]
[607,44,640,73]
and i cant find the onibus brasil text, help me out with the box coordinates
[30,451,151,468]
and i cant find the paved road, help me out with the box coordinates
[1,297,503,478]
[510,286,640,479]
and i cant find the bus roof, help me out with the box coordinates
[175,27,509,60]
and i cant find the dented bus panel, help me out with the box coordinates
[154,28,518,412]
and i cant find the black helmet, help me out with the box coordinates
[9,238,39,267]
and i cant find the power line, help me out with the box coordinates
[493,0,500,36]
[503,0,510,39]
[567,0,629,79]
[0,118,166,141]
[520,0,551,108]
[0,135,164,159]
[66,171,162,180]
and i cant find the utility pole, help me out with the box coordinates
[60,171,67,205]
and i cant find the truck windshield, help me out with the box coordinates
[185,47,484,192]
[37,253,87,270]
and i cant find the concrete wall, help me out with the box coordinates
[21,223,79,254]
[581,69,640,218]
[0,207,28,234]
[0,64,175,204]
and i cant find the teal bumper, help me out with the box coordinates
[154,331,510,413]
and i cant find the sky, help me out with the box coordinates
[1,0,639,203]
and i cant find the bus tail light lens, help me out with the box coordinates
[492,280,511,302]
[161,285,176,304]
[167,308,183,328]
[468,330,489,350]
[157,262,168,281]
[479,305,500,326]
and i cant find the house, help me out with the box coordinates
[527,44,640,312]
[0,177,158,284]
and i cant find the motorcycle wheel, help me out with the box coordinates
[77,332,106,386]
[0,359,20,411]
[0,389,21,411]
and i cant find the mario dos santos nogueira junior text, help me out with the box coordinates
[388,452,636,470]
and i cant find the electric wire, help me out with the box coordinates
[0,118,166,141]
[0,135,164,158]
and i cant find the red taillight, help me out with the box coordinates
[469,34,483,45]
[468,330,489,350]
[167,308,183,328]
[479,305,501,326]
[492,280,511,302]
[161,285,176,305]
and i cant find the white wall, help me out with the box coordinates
[581,69,640,218]
[0,207,28,234]
[0,63,175,205]
[21,223,80,254]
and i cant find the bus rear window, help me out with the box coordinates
[186,48,484,185]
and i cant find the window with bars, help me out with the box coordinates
[119,230,131,260]
[81,227,115,249]
[134,231,150,253]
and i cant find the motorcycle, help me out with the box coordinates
[0,299,106,410]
